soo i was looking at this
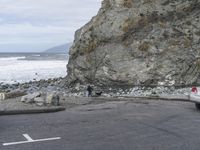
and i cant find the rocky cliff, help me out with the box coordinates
[67,0,200,87]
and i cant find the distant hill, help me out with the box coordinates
[43,43,72,54]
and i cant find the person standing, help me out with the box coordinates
[87,85,93,97]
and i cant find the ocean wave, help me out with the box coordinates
[0,56,26,61]
[0,57,67,84]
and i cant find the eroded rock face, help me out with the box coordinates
[67,0,200,87]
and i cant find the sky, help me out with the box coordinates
[0,0,101,52]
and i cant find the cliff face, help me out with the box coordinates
[67,0,200,87]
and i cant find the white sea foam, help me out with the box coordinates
[0,56,25,61]
[0,56,67,84]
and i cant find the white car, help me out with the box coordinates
[189,92,200,110]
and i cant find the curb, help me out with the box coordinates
[0,106,66,116]
[130,96,190,102]
[93,96,191,102]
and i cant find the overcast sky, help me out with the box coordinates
[0,0,101,52]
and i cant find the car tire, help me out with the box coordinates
[195,103,200,110]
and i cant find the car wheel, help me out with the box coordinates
[195,103,200,110]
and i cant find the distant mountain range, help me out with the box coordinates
[43,43,72,54]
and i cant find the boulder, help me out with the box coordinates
[46,93,60,106]
[5,90,26,99]
[0,93,5,100]
[34,97,45,106]
[21,92,41,103]
[67,0,200,87]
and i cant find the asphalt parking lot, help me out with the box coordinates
[1,99,200,150]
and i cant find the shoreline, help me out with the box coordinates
[0,77,67,94]
[0,77,194,98]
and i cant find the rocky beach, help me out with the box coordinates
[0,76,194,100]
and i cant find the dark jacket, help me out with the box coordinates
[87,86,93,93]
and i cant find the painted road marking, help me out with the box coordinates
[23,134,34,141]
[3,134,61,146]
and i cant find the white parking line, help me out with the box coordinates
[3,134,61,146]
[23,134,34,141]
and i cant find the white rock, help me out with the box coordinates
[34,97,45,103]
[46,93,60,106]
[21,92,41,103]
[34,97,45,106]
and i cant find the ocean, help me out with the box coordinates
[0,53,68,84]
